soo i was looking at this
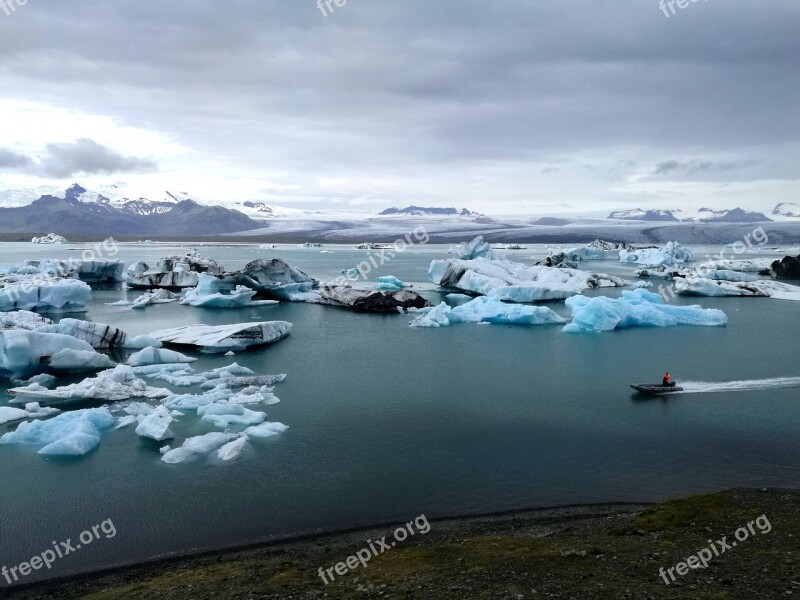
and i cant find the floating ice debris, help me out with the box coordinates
[0,407,114,456]
[135,405,174,441]
[0,311,53,331]
[6,259,125,283]
[216,436,248,461]
[430,237,624,303]
[7,365,170,404]
[0,331,114,378]
[130,289,180,309]
[225,351,235,356]
[127,346,197,367]
[161,432,237,464]
[0,407,33,425]
[35,318,160,350]
[245,421,289,438]
[115,415,138,429]
[410,296,567,328]
[106,300,132,306]
[212,259,319,302]
[31,233,67,245]
[676,278,800,301]
[149,321,292,352]
[562,289,728,333]
[634,266,758,282]
[15,373,58,387]
[539,240,634,267]
[375,276,409,291]
[619,241,695,266]
[445,293,474,305]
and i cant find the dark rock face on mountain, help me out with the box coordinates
[0,191,260,236]
[771,255,800,279]
[318,285,432,313]
[380,206,479,217]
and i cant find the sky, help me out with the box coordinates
[0,0,798,216]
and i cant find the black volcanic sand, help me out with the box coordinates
[5,488,800,599]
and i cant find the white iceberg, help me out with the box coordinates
[149,321,292,352]
[0,407,114,456]
[216,436,248,461]
[563,289,728,333]
[161,432,237,464]
[129,289,180,309]
[0,310,53,331]
[619,241,695,266]
[0,406,33,425]
[245,421,289,438]
[430,237,623,303]
[197,403,266,428]
[127,346,197,367]
[7,259,124,283]
[0,330,114,377]
[135,405,174,441]
[31,233,67,244]
[410,296,567,328]
[124,251,222,289]
[7,365,170,404]
[180,274,279,308]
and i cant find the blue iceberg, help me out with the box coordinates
[0,408,114,456]
[375,276,408,291]
[563,289,728,333]
[410,296,566,328]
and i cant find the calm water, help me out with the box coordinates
[0,241,799,583]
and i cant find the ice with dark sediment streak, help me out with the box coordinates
[148,321,292,352]
[618,241,695,266]
[563,289,728,333]
[35,318,160,350]
[675,277,800,301]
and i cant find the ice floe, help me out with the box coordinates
[130,289,180,309]
[35,318,159,350]
[0,407,114,456]
[197,403,267,428]
[149,321,292,352]
[0,403,60,425]
[135,405,174,441]
[562,289,728,333]
[126,346,197,367]
[410,296,566,328]
[245,421,289,438]
[216,436,248,461]
[161,432,238,464]
[375,276,409,291]
[0,310,52,331]
[676,278,800,301]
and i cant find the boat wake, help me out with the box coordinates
[678,377,800,395]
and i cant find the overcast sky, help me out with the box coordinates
[0,1,797,215]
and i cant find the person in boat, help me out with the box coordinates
[662,372,672,387]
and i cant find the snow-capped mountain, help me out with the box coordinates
[773,202,800,218]
[0,184,260,237]
[379,206,481,217]
[608,207,772,223]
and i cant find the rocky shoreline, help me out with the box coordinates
[5,488,800,599]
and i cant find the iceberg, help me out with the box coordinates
[161,432,237,464]
[0,330,114,377]
[197,403,266,428]
[619,241,695,266]
[124,251,222,289]
[540,240,634,267]
[0,310,53,331]
[0,276,92,312]
[375,276,409,291]
[149,321,292,352]
[563,289,728,333]
[7,365,170,404]
[318,285,431,313]
[135,405,174,441]
[0,407,114,456]
[245,421,289,438]
[216,436,248,461]
[130,289,180,309]
[5,259,124,283]
[31,233,67,244]
[127,346,197,367]
[634,266,757,282]
[430,236,624,303]
[35,318,160,350]
[198,259,319,302]
[0,403,60,425]
[676,278,800,301]
[180,274,279,308]
[410,297,566,328]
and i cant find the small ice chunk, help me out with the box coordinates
[216,436,248,461]
[161,432,236,464]
[197,403,266,428]
[244,422,289,438]
[127,346,197,367]
[134,406,174,441]
[0,408,114,456]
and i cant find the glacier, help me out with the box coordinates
[563,289,729,333]
[410,296,567,328]
[0,407,114,456]
[430,236,624,303]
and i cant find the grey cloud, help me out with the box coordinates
[36,139,157,178]
[0,147,32,169]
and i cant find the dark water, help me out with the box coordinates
[0,242,798,583]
